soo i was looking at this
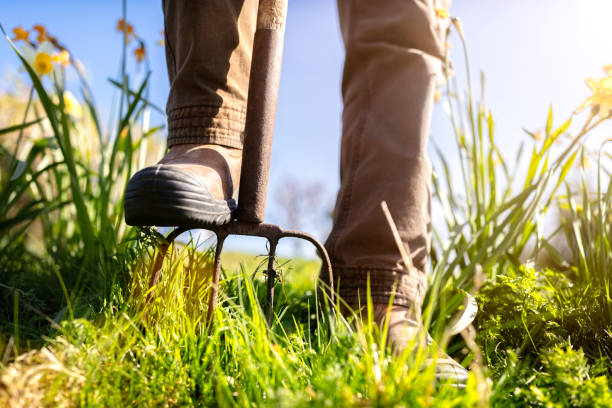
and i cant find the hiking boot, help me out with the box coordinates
[124,144,242,227]
[367,303,469,387]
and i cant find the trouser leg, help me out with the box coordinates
[325,0,450,308]
[162,0,257,149]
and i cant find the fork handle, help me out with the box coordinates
[237,0,289,223]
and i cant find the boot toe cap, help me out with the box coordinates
[124,165,236,227]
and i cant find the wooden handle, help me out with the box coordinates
[236,0,288,223]
[257,0,288,31]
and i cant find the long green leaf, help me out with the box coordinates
[0,118,43,136]
[0,200,70,231]
[108,78,164,115]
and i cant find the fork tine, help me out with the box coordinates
[266,239,278,326]
[147,240,170,305]
[146,227,187,306]
[206,233,227,327]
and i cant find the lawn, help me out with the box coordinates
[1,8,612,408]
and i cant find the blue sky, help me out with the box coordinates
[2,0,611,256]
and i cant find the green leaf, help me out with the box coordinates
[542,118,572,151]
[0,118,43,136]
[545,105,553,137]
[553,150,578,193]
[524,146,541,187]
[108,77,164,115]
[0,200,70,231]
[9,160,27,181]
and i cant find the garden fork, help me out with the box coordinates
[145,0,335,326]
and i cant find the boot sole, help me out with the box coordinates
[124,166,236,227]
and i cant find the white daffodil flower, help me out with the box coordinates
[20,41,58,79]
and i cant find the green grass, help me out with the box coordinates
[0,245,482,407]
[1,8,612,408]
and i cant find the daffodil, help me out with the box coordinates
[433,89,441,103]
[435,8,449,19]
[134,43,146,63]
[12,26,29,42]
[33,24,47,43]
[20,41,56,77]
[116,19,134,35]
[575,75,612,119]
[62,91,83,118]
[51,49,71,68]
[117,19,135,43]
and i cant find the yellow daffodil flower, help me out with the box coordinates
[33,24,47,43]
[12,26,30,42]
[51,49,71,68]
[433,89,441,103]
[435,8,449,19]
[62,91,83,118]
[117,19,135,43]
[35,53,53,75]
[116,19,134,35]
[575,75,612,119]
[20,41,56,77]
[134,43,146,63]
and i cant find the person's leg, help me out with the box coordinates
[327,0,466,382]
[329,0,446,314]
[124,0,257,226]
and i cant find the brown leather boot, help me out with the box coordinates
[124,144,242,227]
[366,304,469,387]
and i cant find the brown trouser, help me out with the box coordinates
[163,0,448,308]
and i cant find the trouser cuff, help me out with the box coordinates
[166,105,246,149]
[323,266,427,309]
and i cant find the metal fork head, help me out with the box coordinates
[145,221,334,327]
